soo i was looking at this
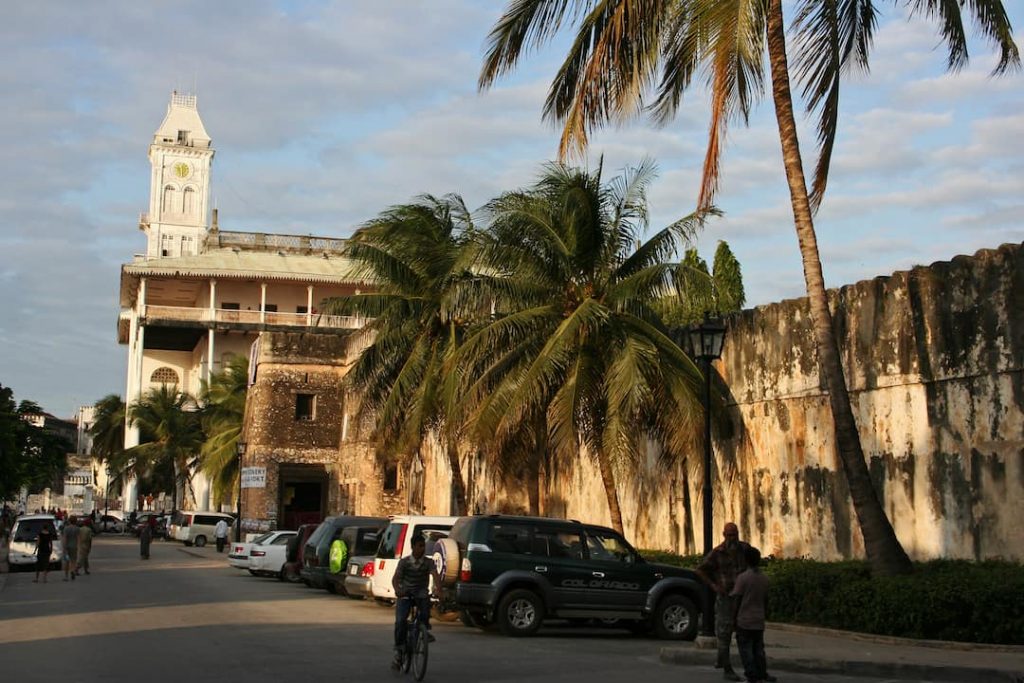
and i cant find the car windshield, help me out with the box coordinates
[14,519,57,543]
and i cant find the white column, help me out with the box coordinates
[208,279,216,320]
[306,285,314,325]
[260,283,267,323]
[208,329,215,380]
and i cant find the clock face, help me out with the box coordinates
[173,162,191,179]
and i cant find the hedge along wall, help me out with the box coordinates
[716,242,1024,561]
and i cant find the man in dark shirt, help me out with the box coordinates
[730,546,774,683]
[696,522,750,681]
[391,534,441,668]
[34,526,54,583]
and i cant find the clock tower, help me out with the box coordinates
[142,92,215,258]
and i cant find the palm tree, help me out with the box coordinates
[451,160,710,534]
[199,355,249,508]
[478,0,1018,576]
[127,385,204,511]
[88,394,128,507]
[322,194,477,515]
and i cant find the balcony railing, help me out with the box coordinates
[204,230,348,255]
[143,305,363,330]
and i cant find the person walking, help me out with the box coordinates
[214,517,229,553]
[140,517,153,560]
[730,546,774,683]
[60,517,80,581]
[77,519,94,575]
[696,522,750,682]
[33,525,54,583]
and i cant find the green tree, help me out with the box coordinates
[322,195,477,515]
[659,241,745,327]
[0,384,25,500]
[88,394,128,497]
[199,355,249,508]
[452,161,709,533]
[127,385,204,511]
[478,0,1018,575]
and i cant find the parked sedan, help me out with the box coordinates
[96,514,125,534]
[247,530,298,579]
[342,553,377,599]
[227,533,274,570]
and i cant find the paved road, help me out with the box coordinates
[1,536,927,683]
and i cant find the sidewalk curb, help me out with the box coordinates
[660,646,1024,683]
[177,547,209,560]
[767,621,1024,653]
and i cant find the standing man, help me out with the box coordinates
[60,516,80,582]
[695,522,750,682]
[214,517,229,553]
[77,518,94,575]
[731,546,774,683]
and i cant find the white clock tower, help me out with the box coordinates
[142,92,215,258]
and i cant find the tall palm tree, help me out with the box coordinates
[478,0,1018,575]
[452,161,710,534]
[127,385,204,511]
[322,194,477,515]
[199,355,249,508]
[88,394,129,505]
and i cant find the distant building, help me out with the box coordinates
[117,92,368,513]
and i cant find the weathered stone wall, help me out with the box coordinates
[418,243,1023,561]
[240,331,403,531]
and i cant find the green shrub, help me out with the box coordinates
[638,550,1024,644]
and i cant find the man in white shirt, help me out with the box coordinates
[214,519,229,553]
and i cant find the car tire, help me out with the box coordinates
[497,589,544,637]
[434,538,460,587]
[653,594,699,641]
[247,569,257,576]
[194,536,207,548]
[326,581,338,594]
[278,567,286,581]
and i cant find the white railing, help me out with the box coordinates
[143,305,363,330]
[205,230,348,255]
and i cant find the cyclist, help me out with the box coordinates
[391,533,441,669]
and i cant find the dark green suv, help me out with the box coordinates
[447,515,706,639]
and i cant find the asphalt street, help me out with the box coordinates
[0,536,931,683]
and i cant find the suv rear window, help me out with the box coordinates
[14,519,56,543]
[376,522,407,558]
[306,518,336,549]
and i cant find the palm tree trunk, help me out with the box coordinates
[765,0,912,575]
[597,450,624,534]
[446,439,468,516]
[526,458,541,516]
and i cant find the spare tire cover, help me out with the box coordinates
[329,539,349,574]
[433,537,461,587]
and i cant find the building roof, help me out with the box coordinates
[119,249,369,307]
[153,92,211,147]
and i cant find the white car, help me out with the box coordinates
[226,531,277,570]
[247,530,298,578]
[8,514,62,568]
[369,515,458,601]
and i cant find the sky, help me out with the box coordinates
[1,1,1021,419]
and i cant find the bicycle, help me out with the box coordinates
[394,596,429,680]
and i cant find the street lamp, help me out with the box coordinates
[686,312,726,640]
[235,440,247,542]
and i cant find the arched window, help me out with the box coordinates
[150,367,179,385]
[162,185,177,213]
[182,186,196,215]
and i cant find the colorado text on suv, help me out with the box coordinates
[445,515,706,639]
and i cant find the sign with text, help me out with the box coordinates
[241,466,267,489]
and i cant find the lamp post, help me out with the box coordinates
[235,440,247,543]
[686,312,727,639]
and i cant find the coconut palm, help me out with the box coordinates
[451,160,710,534]
[322,194,477,515]
[478,0,1018,575]
[127,385,204,511]
[88,394,130,503]
[199,355,249,508]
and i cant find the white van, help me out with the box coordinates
[8,514,62,567]
[370,515,459,601]
[169,510,236,547]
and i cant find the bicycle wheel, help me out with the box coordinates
[402,625,414,674]
[412,627,429,681]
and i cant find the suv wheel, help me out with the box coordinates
[194,535,207,548]
[654,594,698,640]
[497,589,544,637]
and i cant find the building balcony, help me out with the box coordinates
[204,230,347,255]
[142,305,363,332]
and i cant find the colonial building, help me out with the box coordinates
[117,93,368,513]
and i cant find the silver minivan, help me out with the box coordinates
[169,511,235,547]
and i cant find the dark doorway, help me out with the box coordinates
[279,464,326,530]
